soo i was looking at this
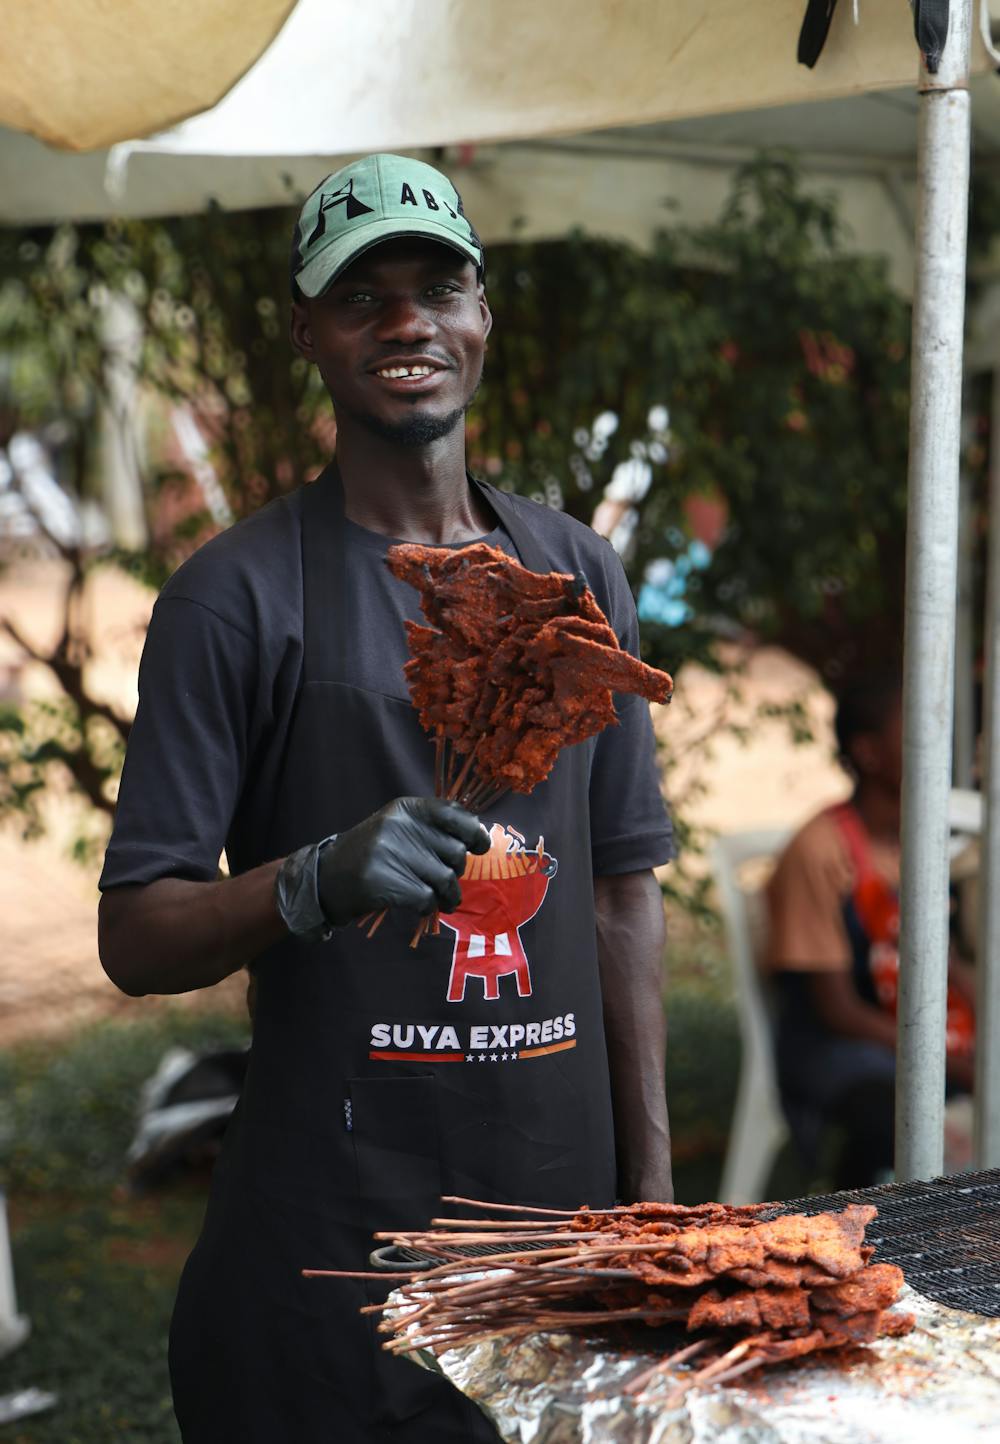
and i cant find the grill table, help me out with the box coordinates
[381,1170,1000,1444]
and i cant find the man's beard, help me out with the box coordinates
[345,371,482,448]
[354,402,468,447]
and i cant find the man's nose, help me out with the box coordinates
[373,295,435,345]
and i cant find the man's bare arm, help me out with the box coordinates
[807,972,898,1049]
[594,869,672,1203]
[99,863,287,998]
[99,798,492,999]
[808,970,975,1090]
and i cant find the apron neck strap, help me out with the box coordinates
[302,460,347,680]
[468,474,550,575]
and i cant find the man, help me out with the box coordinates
[766,671,975,1189]
[98,154,674,1444]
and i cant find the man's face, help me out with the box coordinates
[290,239,491,446]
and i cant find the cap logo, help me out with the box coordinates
[307,178,375,245]
[399,181,459,221]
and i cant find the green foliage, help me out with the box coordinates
[665,985,740,1165]
[1,1011,248,1197]
[472,157,914,680]
[120,207,333,527]
[0,209,342,838]
[0,229,111,451]
[0,698,122,851]
[0,207,329,563]
[0,1195,197,1443]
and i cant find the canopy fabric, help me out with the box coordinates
[0,0,296,151]
[2,0,993,157]
[0,119,924,293]
[128,0,992,160]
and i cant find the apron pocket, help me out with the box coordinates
[347,1074,443,1233]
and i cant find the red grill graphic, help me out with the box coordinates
[439,824,557,1002]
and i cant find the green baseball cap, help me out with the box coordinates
[290,153,484,300]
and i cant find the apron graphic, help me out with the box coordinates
[439,824,557,1002]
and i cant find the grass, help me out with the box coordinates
[0,961,744,1442]
[1,1194,205,1443]
[1,1012,249,1199]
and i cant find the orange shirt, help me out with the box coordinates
[766,808,899,974]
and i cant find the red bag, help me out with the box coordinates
[829,803,975,1059]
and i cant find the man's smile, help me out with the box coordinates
[367,354,452,395]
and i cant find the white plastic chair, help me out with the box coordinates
[0,1191,29,1359]
[714,789,984,1205]
[713,829,792,1205]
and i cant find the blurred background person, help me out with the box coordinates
[766,670,976,1189]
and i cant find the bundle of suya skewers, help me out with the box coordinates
[304,1196,914,1407]
[360,542,674,945]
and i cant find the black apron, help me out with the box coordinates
[168,465,617,1443]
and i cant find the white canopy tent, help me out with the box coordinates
[0,0,998,1179]
[0,0,983,157]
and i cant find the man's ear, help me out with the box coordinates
[479,288,493,343]
[290,300,315,360]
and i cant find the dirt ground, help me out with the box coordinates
[0,558,847,1047]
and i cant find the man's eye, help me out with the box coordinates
[426,283,458,297]
[345,291,375,304]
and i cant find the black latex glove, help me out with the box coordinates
[317,797,491,927]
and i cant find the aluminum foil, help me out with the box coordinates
[399,1285,1000,1443]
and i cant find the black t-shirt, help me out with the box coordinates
[100,483,673,890]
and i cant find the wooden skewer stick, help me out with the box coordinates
[660,1340,753,1408]
[368,1243,603,1281]
[355,1239,695,1295]
[444,735,461,794]
[387,1277,608,1322]
[439,1196,603,1217]
[446,741,482,802]
[623,1338,711,1396]
[356,909,388,937]
[398,1266,636,1311]
[434,729,447,799]
[373,1224,573,1241]
[302,1268,413,1281]
[438,1196,760,1223]
[374,1237,534,1252]
[697,1354,767,1389]
[390,1302,691,1356]
[469,785,505,813]
[427,1217,578,1231]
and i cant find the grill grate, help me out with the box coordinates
[371,1169,1000,1317]
[770,1167,1000,1318]
[371,1236,559,1271]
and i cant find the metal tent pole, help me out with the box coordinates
[976,365,1000,1168]
[896,0,974,1183]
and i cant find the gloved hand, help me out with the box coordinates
[317,797,491,927]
